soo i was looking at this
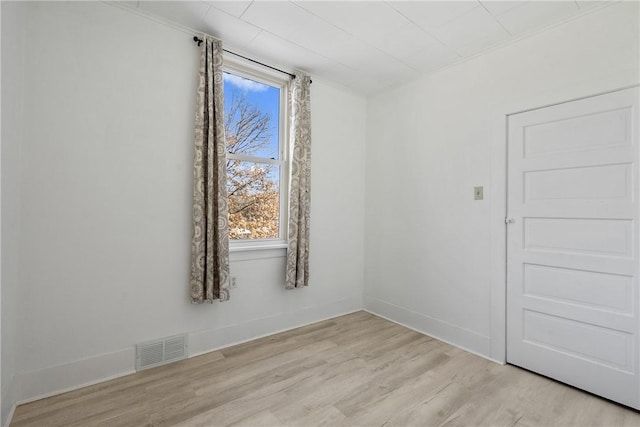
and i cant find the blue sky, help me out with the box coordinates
[223,72,280,159]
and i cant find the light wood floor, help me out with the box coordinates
[11,311,640,427]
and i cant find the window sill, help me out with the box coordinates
[229,242,288,262]
[229,242,288,252]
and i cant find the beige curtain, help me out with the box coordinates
[285,73,312,289]
[190,37,231,303]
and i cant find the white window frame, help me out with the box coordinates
[223,57,290,251]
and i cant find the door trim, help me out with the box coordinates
[489,83,639,363]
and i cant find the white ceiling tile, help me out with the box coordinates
[295,1,410,41]
[495,1,579,35]
[358,56,420,82]
[321,38,388,70]
[241,3,353,59]
[454,29,511,57]
[369,23,445,59]
[380,67,420,85]
[204,1,251,17]
[388,1,480,31]
[401,42,459,73]
[203,8,261,49]
[316,62,360,87]
[248,31,332,74]
[241,2,316,40]
[480,1,527,16]
[431,7,509,55]
[138,1,211,32]
[288,17,353,59]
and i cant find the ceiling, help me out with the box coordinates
[123,1,610,95]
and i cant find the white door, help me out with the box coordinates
[506,87,639,409]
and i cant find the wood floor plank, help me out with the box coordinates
[11,311,640,427]
[172,367,316,427]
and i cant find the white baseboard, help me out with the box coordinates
[189,296,363,357]
[364,296,500,363]
[2,376,17,427]
[6,296,363,424]
[14,347,136,407]
[2,404,15,427]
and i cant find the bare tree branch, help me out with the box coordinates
[224,87,280,239]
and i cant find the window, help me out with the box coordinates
[223,61,289,248]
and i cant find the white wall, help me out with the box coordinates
[1,1,27,425]
[9,1,365,407]
[365,2,640,358]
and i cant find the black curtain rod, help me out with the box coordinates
[193,36,311,83]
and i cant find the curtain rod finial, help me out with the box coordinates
[193,36,203,46]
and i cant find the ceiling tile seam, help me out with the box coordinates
[477,1,514,36]
[378,2,421,33]
[478,0,526,18]
[373,50,440,75]
[289,1,357,39]
[203,4,264,45]
[382,1,463,59]
[238,0,254,19]
[486,0,620,46]
[200,3,213,26]
[396,23,457,58]
[385,0,484,34]
[243,29,263,49]
[245,26,334,66]
[291,1,354,36]
[336,37,423,73]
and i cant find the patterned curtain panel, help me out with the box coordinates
[190,38,231,303]
[286,73,312,289]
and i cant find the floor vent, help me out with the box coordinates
[136,334,188,371]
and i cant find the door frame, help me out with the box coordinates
[489,81,639,363]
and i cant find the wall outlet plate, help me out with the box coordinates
[474,186,484,200]
[231,276,238,288]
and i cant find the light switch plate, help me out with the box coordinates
[474,186,484,200]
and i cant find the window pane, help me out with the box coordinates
[227,160,280,240]
[223,72,280,159]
